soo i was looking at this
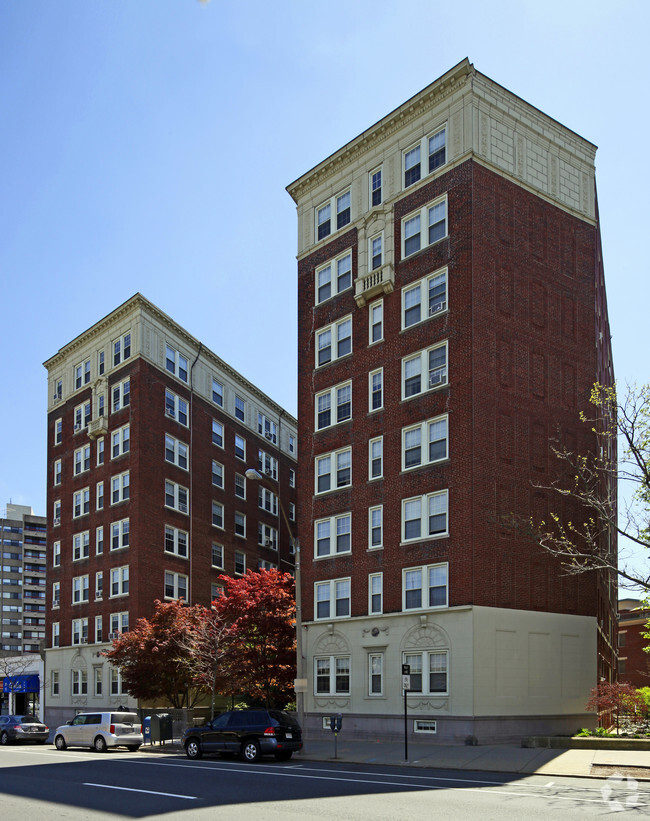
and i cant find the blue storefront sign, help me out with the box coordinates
[2,675,40,693]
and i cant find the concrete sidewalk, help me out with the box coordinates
[145,737,650,780]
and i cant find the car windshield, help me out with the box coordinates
[111,713,138,724]
[269,710,300,728]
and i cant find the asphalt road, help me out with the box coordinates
[0,744,647,819]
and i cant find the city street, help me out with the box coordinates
[0,745,647,819]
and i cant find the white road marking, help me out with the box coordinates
[83,782,196,800]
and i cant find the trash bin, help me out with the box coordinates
[150,712,173,744]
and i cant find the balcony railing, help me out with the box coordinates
[354,263,394,307]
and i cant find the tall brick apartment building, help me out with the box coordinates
[43,294,297,726]
[287,59,616,742]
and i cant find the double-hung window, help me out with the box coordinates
[164,525,188,558]
[235,550,246,574]
[235,473,246,500]
[403,650,448,695]
[315,656,350,695]
[369,573,383,614]
[113,333,131,366]
[314,578,351,620]
[403,563,448,610]
[316,190,351,241]
[234,395,245,421]
[369,300,383,344]
[315,513,351,558]
[74,445,90,475]
[72,531,90,561]
[369,233,383,271]
[402,490,449,542]
[258,487,278,515]
[110,565,129,597]
[164,571,187,600]
[403,269,448,328]
[402,196,448,258]
[112,425,130,459]
[111,519,129,550]
[165,434,188,469]
[212,460,224,488]
[234,434,246,461]
[315,447,351,494]
[72,575,89,604]
[111,379,130,413]
[165,390,188,425]
[315,381,352,430]
[258,413,277,444]
[75,359,91,389]
[212,501,224,529]
[368,505,383,549]
[73,488,90,518]
[316,250,352,304]
[74,401,91,432]
[212,378,223,407]
[369,368,383,411]
[369,167,382,207]
[258,450,278,479]
[258,523,278,550]
[316,315,352,367]
[234,512,246,538]
[403,126,446,188]
[212,420,224,447]
[111,471,130,504]
[211,543,224,568]
[165,345,188,382]
[165,480,188,513]
[402,341,448,399]
[402,415,448,470]
[369,437,383,479]
[72,619,88,646]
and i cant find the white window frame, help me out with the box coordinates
[51,670,60,696]
[164,525,188,558]
[289,435,296,455]
[72,574,89,604]
[211,543,224,569]
[234,395,245,422]
[113,332,131,367]
[289,468,295,488]
[98,349,105,376]
[165,480,188,514]
[315,189,351,242]
[212,378,223,407]
[314,655,350,695]
[369,299,383,344]
[369,573,383,615]
[234,550,246,575]
[164,570,188,600]
[72,617,88,646]
[165,344,188,382]
[234,511,246,538]
[315,447,352,494]
[111,471,130,505]
[402,341,448,399]
[258,487,278,516]
[315,249,353,304]
[234,434,246,461]
[314,578,351,620]
[53,540,61,567]
[94,663,103,695]
[73,445,90,476]
[314,513,351,558]
[402,649,449,696]
[53,459,62,486]
[72,530,90,562]
[403,125,447,189]
[95,571,103,600]
[258,522,278,550]
[111,379,130,413]
[402,268,448,329]
[401,195,448,259]
[164,433,188,469]
[369,368,383,412]
[212,460,224,489]
[110,519,129,551]
[165,390,188,426]
[368,232,383,272]
[212,501,224,529]
[258,413,278,444]
[73,488,90,519]
[368,505,383,549]
[402,490,449,543]
[402,414,449,471]
[369,166,382,207]
[258,450,278,480]
[316,315,352,368]
[369,436,383,480]
[212,419,224,448]
[96,526,104,555]
[402,562,449,611]
[97,437,105,466]
[55,418,62,445]
[52,581,60,609]
[235,473,246,500]
[112,425,130,459]
[96,481,104,511]
[74,401,91,432]
[369,652,383,696]
[53,623,60,647]
[315,381,352,431]
[110,565,129,598]
[110,611,129,636]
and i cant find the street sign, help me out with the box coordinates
[402,664,410,676]
[402,675,411,691]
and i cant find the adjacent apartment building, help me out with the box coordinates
[287,59,616,742]
[1,504,47,655]
[43,294,297,726]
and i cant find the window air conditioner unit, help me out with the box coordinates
[429,372,444,388]
[53,517,61,526]
[52,599,59,608]
[165,408,175,418]
[429,301,446,316]
[109,632,119,640]
[95,593,103,600]
[179,502,188,513]
[80,637,88,644]
[265,432,273,440]
[74,423,81,432]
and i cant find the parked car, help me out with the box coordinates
[53,711,143,752]
[0,715,49,745]
[182,709,302,762]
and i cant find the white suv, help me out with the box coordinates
[54,711,143,752]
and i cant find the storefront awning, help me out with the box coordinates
[2,675,40,693]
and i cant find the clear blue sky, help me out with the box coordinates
[2,0,648,580]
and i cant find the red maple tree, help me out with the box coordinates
[211,569,296,708]
[586,682,645,732]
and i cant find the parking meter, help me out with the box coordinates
[330,714,343,733]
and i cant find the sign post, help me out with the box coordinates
[330,713,342,759]
[402,664,411,762]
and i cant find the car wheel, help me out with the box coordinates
[0,732,9,746]
[185,738,202,759]
[94,735,108,753]
[242,739,261,763]
[54,735,67,751]
[126,745,141,752]
[275,751,292,761]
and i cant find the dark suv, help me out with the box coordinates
[182,709,302,762]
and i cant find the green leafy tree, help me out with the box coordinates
[211,569,296,709]
[104,599,206,708]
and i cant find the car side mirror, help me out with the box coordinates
[66,720,73,725]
